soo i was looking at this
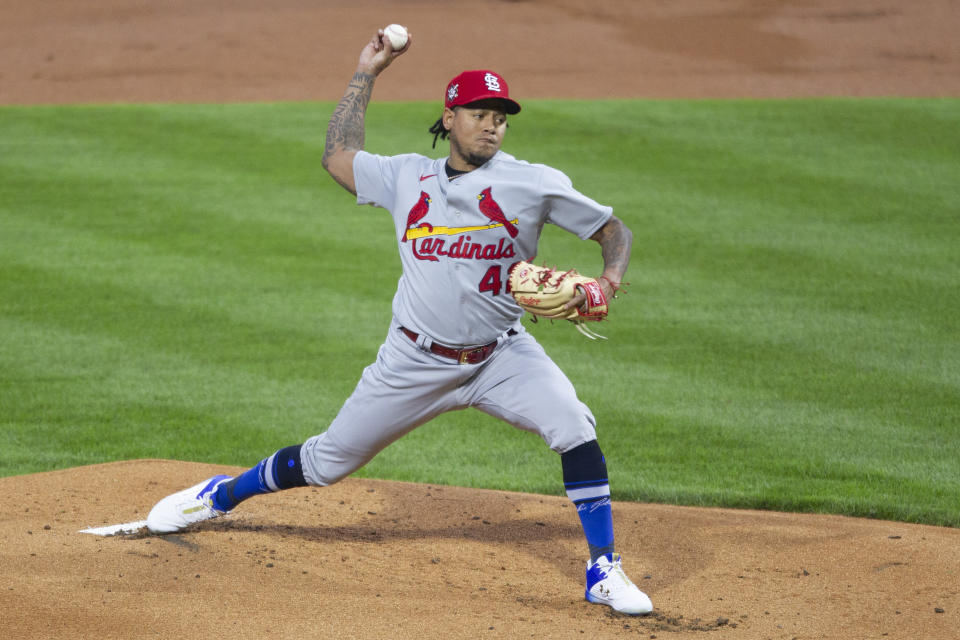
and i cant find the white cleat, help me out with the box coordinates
[585,552,653,615]
[146,475,232,534]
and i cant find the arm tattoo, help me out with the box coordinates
[323,71,374,164]
[594,217,633,280]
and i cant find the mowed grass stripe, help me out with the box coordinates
[1,99,957,525]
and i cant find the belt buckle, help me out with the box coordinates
[458,346,486,365]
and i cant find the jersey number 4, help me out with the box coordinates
[478,265,506,296]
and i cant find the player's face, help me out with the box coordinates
[444,101,508,170]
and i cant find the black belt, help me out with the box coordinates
[400,327,516,365]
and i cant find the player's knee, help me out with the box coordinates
[544,410,597,453]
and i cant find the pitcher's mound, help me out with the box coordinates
[2,460,958,639]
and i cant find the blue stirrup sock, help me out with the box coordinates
[562,440,615,563]
[212,444,307,512]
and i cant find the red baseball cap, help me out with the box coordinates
[444,70,521,114]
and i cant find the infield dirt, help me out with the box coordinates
[1,2,958,639]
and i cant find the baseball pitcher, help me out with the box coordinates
[145,27,652,616]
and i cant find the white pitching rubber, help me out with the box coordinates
[79,520,148,536]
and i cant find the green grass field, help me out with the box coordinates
[1,99,958,525]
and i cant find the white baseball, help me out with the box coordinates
[384,24,408,50]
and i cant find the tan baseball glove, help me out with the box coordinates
[508,261,609,339]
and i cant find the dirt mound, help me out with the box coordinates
[3,461,958,639]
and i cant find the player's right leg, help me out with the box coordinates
[146,445,308,533]
[300,322,460,486]
[147,323,459,533]
[146,475,233,533]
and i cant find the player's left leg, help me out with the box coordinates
[560,440,652,615]
[468,330,652,615]
[561,439,614,563]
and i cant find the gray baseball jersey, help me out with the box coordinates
[300,149,611,486]
[353,149,613,346]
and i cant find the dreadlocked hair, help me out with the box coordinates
[429,117,450,149]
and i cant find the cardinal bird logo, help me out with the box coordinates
[477,187,518,238]
[403,191,432,242]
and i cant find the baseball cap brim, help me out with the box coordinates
[460,96,521,115]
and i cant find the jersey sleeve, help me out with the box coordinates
[353,151,427,210]
[353,150,398,208]
[541,166,613,240]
